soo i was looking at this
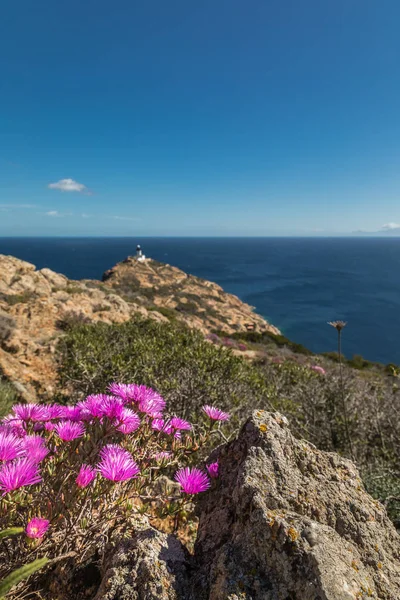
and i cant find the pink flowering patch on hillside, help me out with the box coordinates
[0,378,231,570]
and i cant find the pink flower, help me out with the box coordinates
[170,417,191,432]
[59,405,83,421]
[151,418,166,432]
[40,404,64,421]
[206,461,219,478]
[76,464,97,488]
[310,365,326,375]
[55,421,85,442]
[12,404,48,422]
[100,396,124,420]
[202,405,230,422]
[78,395,124,420]
[0,431,24,462]
[108,384,166,417]
[108,383,136,403]
[25,517,49,539]
[22,435,49,463]
[0,416,26,437]
[151,417,190,438]
[77,395,106,420]
[137,395,166,418]
[0,458,42,495]
[116,408,141,434]
[130,385,166,417]
[97,444,140,482]
[174,467,210,494]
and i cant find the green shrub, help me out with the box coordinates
[57,317,273,434]
[2,292,35,305]
[0,378,19,418]
[347,354,374,370]
[65,286,86,295]
[147,306,177,320]
[225,330,313,356]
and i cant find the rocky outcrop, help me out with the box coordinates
[91,412,400,600]
[0,255,278,402]
[191,411,400,599]
[94,525,190,600]
[0,256,151,402]
[102,256,277,336]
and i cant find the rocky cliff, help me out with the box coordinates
[0,254,279,402]
[95,412,400,600]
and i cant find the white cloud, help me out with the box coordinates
[381,223,400,230]
[48,178,90,194]
[45,210,72,217]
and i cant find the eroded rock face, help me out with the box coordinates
[94,525,190,600]
[191,411,400,600]
[0,254,278,402]
[103,256,279,336]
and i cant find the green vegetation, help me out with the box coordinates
[0,377,19,418]
[57,316,400,526]
[147,305,177,320]
[1,291,36,305]
[0,557,49,599]
[216,329,314,356]
[65,286,87,295]
[57,318,272,433]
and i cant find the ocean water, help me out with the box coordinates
[0,237,399,365]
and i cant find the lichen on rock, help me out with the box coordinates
[190,411,400,599]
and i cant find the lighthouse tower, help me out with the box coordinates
[135,244,146,262]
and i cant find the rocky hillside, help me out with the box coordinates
[0,254,279,402]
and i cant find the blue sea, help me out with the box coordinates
[0,237,399,365]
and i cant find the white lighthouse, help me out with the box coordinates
[135,244,146,262]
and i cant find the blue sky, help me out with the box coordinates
[1,0,400,236]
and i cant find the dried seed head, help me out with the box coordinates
[328,321,347,331]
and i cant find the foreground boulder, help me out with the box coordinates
[94,522,191,600]
[191,411,400,600]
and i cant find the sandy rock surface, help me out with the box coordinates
[0,254,278,402]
